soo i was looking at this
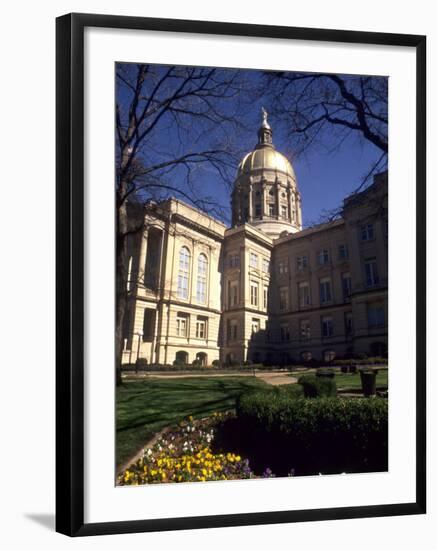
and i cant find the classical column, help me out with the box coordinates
[275,179,281,220]
[248,179,253,221]
[261,180,266,219]
[287,186,292,223]
[157,229,165,293]
[293,191,298,224]
[138,228,148,288]
[297,194,302,228]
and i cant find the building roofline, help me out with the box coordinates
[275,218,345,244]
[157,197,228,229]
[225,222,274,248]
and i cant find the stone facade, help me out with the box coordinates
[121,116,388,366]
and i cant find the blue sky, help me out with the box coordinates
[117,64,385,228]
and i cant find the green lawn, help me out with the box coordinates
[335,369,388,391]
[116,376,268,469]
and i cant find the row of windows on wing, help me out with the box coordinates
[226,244,349,276]
[272,222,382,275]
[177,246,208,303]
[242,259,380,311]
[227,253,271,272]
[298,340,387,364]
[225,304,384,343]
[276,245,349,276]
[175,313,208,340]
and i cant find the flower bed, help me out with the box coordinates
[118,413,263,485]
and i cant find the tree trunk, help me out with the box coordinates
[115,194,129,387]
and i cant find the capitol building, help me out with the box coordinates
[121,111,388,367]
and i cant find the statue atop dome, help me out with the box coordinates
[261,106,271,130]
[257,106,273,147]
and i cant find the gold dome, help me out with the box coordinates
[237,147,295,179]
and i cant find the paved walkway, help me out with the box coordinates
[124,371,298,385]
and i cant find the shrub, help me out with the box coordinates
[333,357,387,366]
[226,359,241,367]
[277,383,305,399]
[191,359,202,368]
[236,393,388,475]
[135,357,148,370]
[298,374,337,397]
[212,359,221,368]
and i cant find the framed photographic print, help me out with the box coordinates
[56,12,426,536]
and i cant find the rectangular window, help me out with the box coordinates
[321,316,334,337]
[250,282,259,307]
[341,272,352,300]
[195,317,207,339]
[365,258,380,287]
[227,319,238,341]
[338,244,349,260]
[368,305,385,328]
[229,254,240,268]
[298,281,311,308]
[176,314,188,337]
[228,281,238,307]
[255,203,261,217]
[299,319,310,341]
[361,223,375,241]
[268,203,275,217]
[278,260,288,275]
[317,249,330,265]
[344,312,353,337]
[263,286,268,310]
[319,277,333,304]
[142,308,156,341]
[250,252,258,268]
[262,258,270,273]
[281,205,287,219]
[296,255,308,271]
[280,324,290,341]
[279,288,288,311]
[251,318,260,334]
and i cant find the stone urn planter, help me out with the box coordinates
[359,369,378,397]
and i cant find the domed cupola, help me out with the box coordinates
[232,108,302,238]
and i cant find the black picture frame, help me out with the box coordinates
[56,12,426,537]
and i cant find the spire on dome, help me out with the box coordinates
[257,107,273,148]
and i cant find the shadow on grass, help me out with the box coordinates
[116,376,267,468]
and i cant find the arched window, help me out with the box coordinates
[196,253,208,303]
[177,247,190,299]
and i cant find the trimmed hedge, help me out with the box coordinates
[234,393,388,475]
[298,374,337,397]
[333,357,388,366]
